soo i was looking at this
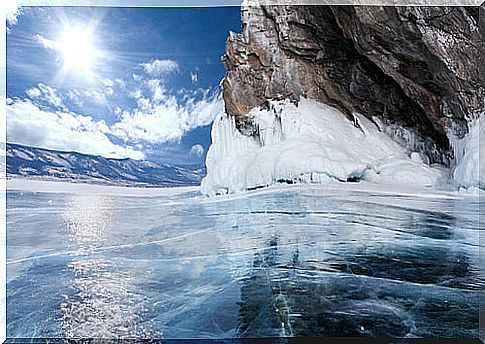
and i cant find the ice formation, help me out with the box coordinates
[201,98,447,196]
[452,118,483,192]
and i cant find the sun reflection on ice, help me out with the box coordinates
[59,194,157,338]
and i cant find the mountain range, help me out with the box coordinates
[6,143,205,187]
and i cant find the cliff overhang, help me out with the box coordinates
[221,4,483,165]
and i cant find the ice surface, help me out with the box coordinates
[201,98,447,196]
[6,184,482,338]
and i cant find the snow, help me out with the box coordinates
[452,117,484,193]
[6,178,198,197]
[201,98,447,196]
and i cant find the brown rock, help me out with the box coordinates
[221,4,483,165]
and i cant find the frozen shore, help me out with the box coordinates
[6,177,199,197]
[202,98,483,197]
[6,176,481,200]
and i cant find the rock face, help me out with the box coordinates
[222,3,483,165]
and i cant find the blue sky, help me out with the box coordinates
[6,6,241,165]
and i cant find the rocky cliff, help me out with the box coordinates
[221,3,483,166]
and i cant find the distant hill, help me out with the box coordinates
[6,143,205,187]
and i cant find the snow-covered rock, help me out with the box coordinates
[201,98,446,196]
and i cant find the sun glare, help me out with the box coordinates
[57,26,99,77]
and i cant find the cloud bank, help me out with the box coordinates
[6,0,22,28]
[7,99,144,160]
[26,83,67,110]
[111,75,222,144]
[7,58,222,161]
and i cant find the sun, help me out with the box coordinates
[57,26,100,77]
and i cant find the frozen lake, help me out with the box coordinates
[6,183,483,338]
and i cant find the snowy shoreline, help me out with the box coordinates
[199,181,474,206]
[6,176,481,199]
[6,177,200,197]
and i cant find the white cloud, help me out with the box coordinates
[103,79,114,88]
[6,0,22,28]
[83,89,107,105]
[114,107,123,117]
[102,79,114,96]
[132,73,142,82]
[67,89,83,107]
[26,83,67,110]
[146,79,167,103]
[111,84,222,144]
[7,99,144,160]
[137,97,151,110]
[26,87,41,98]
[190,71,198,84]
[115,78,125,89]
[10,69,221,160]
[129,89,143,99]
[112,102,185,143]
[34,34,58,50]
[140,59,179,77]
[190,144,204,157]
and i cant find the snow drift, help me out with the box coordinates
[201,98,447,196]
